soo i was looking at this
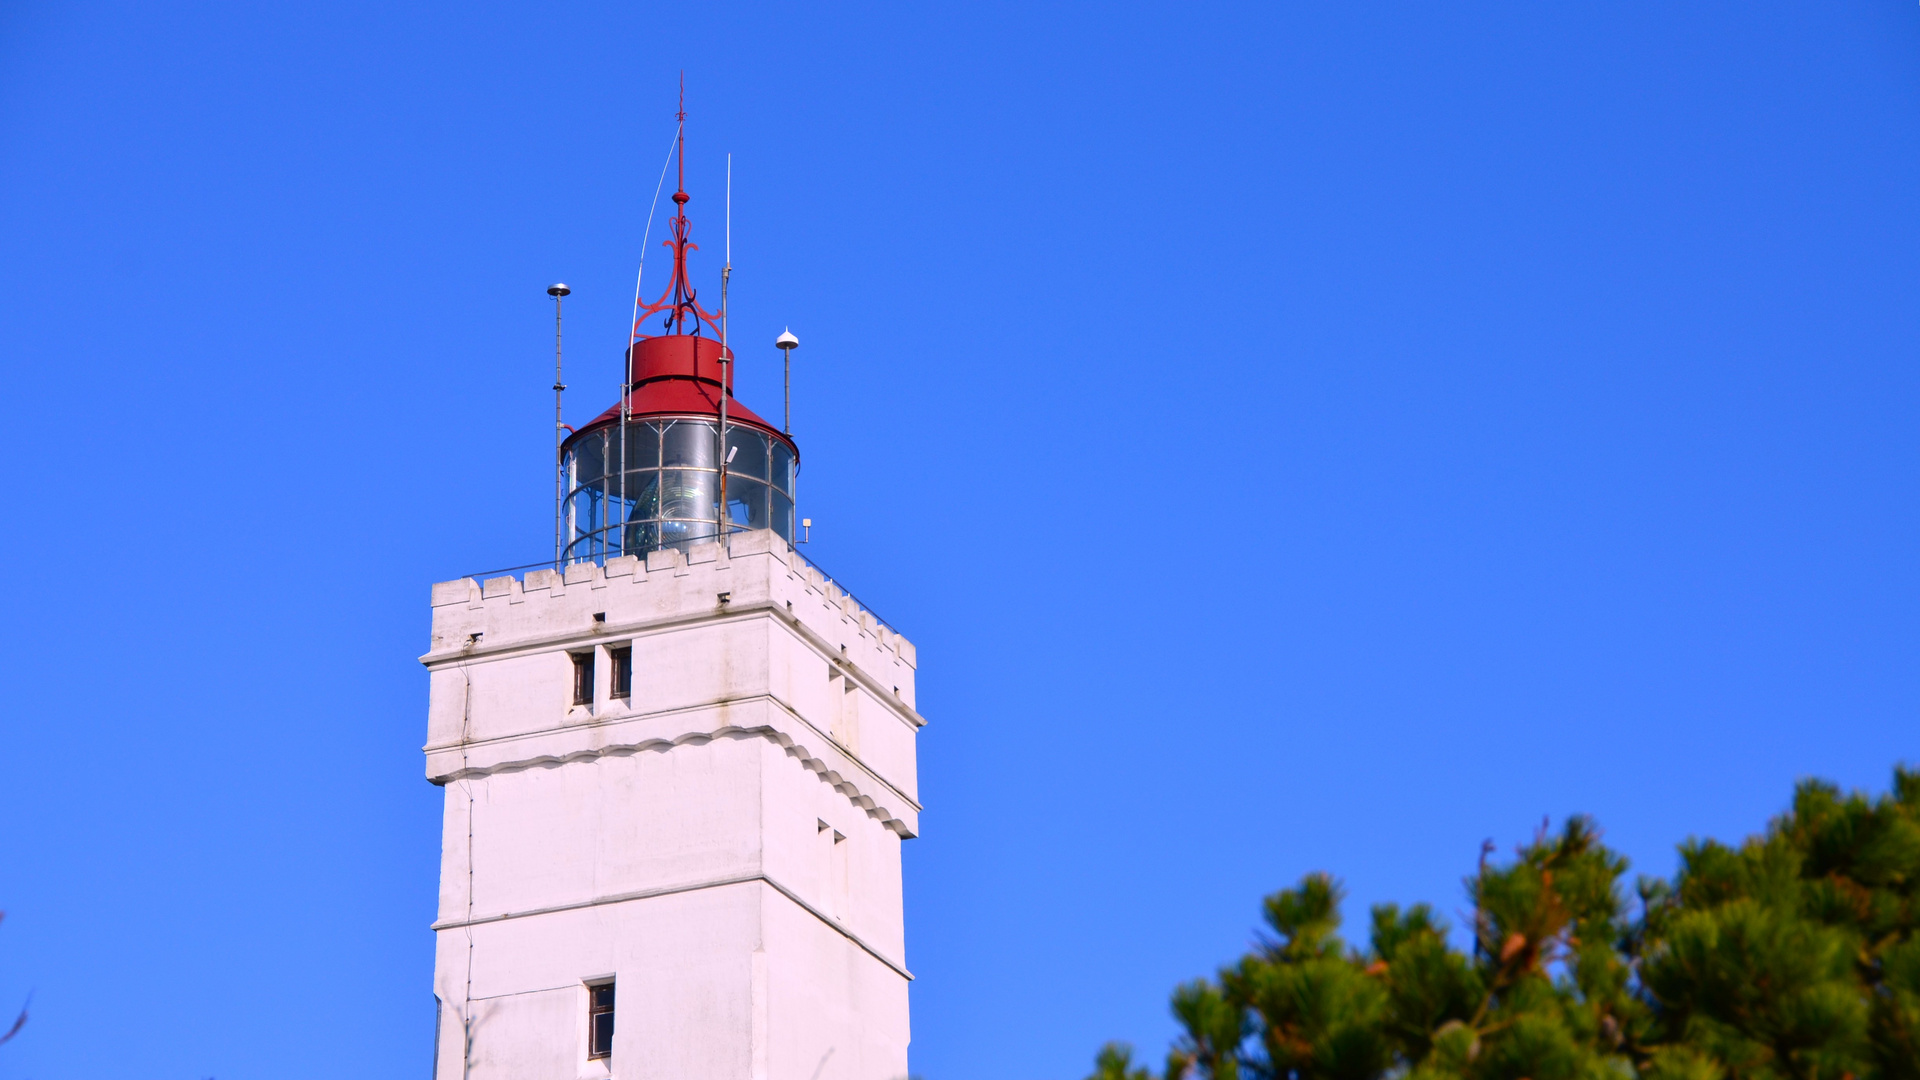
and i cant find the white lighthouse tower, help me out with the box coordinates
[420,116,923,1080]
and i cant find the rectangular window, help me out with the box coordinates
[587,981,615,1060]
[608,645,633,699]
[571,651,595,706]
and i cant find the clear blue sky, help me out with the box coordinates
[1,2,1916,1077]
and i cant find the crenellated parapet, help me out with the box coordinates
[420,528,924,836]
[425,529,916,679]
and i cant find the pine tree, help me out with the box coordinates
[1087,767,1920,1080]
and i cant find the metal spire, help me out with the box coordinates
[631,74,721,342]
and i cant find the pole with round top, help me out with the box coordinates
[549,283,570,569]
[776,328,798,435]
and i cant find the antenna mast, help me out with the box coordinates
[776,328,798,434]
[548,282,571,568]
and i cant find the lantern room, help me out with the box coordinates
[556,97,802,566]
[561,334,797,563]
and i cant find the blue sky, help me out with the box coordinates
[1,2,1916,1078]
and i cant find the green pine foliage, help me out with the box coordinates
[1089,767,1920,1080]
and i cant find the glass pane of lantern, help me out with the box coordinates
[772,491,794,542]
[771,443,794,494]
[661,419,717,469]
[725,428,769,480]
[626,470,661,521]
[571,431,606,487]
[657,518,717,548]
[659,470,716,521]
[726,478,768,529]
[623,519,659,554]
[569,487,603,538]
[613,420,660,474]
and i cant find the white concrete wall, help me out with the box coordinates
[424,531,920,1080]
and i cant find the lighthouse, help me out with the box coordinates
[420,115,923,1080]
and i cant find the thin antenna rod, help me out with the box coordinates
[676,75,686,205]
[549,283,571,568]
[719,151,732,551]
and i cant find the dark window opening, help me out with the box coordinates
[609,645,632,699]
[571,651,595,706]
[588,981,615,1059]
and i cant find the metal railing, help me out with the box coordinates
[788,546,903,639]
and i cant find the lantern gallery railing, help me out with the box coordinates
[562,417,796,564]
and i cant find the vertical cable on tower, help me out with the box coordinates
[549,283,570,569]
[720,152,732,551]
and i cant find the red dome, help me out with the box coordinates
[565,334,796,460]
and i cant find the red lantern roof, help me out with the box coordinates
[564,334,793,456]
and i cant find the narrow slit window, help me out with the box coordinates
[587,980,615,1060]
[609,645,633,699]
[570,651,595,706]
[831,829,849,920]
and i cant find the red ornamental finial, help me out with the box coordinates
[632,76,720,342]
